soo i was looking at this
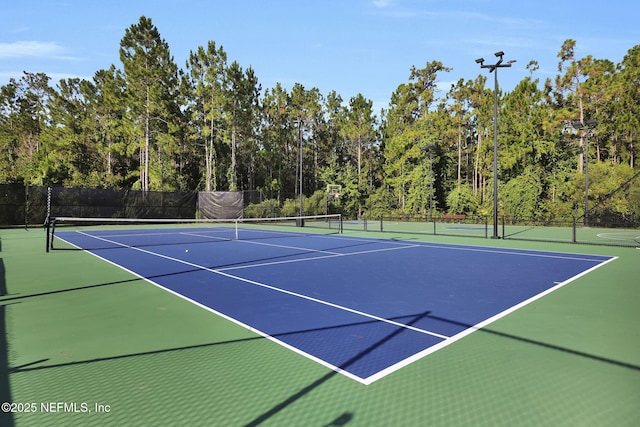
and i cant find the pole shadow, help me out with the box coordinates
[0,238,15,427]
[242,310,432,427]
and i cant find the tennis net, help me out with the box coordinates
[46,214,342,252]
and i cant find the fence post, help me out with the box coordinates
[485,217,489,239]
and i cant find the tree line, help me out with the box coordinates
[1,16,639,221]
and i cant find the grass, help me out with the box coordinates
[1,226,639,426]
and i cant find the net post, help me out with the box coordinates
[380,216,383,232]
[235,219,239,240]
[572,216,577,243]
[45,217,50,252]
[339,214,343,234]
[48,218,57,251]
[433,216,437,235]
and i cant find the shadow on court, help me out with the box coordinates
[0,237,393,304]
[242,310,432,426]
[241,309,640,426]
[8,312,429,374]
[0,238,15,427]
[3,239,638,425]
[427,313,640,372]
[3,291,638,425]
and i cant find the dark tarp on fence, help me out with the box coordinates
[198,191,243,219]
[0,184,28,225]
[1,184,199,226]
[49,187,198,219]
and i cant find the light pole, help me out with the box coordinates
[291,116,305,225]
[476,51,515,239]
[420,144,436,222]
[571,119,597,227]
[296,118,303,219]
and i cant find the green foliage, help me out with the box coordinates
[244,199,280,218]
[501,168,543,220]
[446,186,478,216]
[281,198,301,217]
[366,186,395,218]
[585,162,638,217]
[0,22,638,227]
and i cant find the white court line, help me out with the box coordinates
[74,228,232,240]
[362,255,619,384]
[218,244,421,272]
[225,238,345,256]
[55,234,372,383]
[71,228,420,271]
[59,230,617,385]
[311,233,612,262]
[71,231,447,341]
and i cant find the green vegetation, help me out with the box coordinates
[1,18,639,220]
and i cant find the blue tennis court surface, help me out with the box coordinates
[56,227,615,384]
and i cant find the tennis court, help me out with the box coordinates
[1,218,639,426]
[50,219,614,384]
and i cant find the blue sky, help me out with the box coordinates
[2,0,638,113]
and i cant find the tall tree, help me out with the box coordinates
[552,39,593,172]
[614,46,640,168]
[92,66,130,188]
[0,72,52,184]
[260,83,293,201]
[43,77,100,185]
[222,61,261,191]
[446,79,475,188]
[119,15,181,192]
[340,94,376,217]
[288,83,323,198]
[382,61,450,212]
[184,41,228,191]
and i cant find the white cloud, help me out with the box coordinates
[0,71,91,86]
[0,41,65,58]
[372,0,395,8]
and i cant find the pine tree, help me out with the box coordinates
[119,16,181,192]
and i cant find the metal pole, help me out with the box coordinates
[492,68,499,239]
[476,52,515,240]
[571,120,597,227]
[298,122,303,218]
[584,131,589,227]
[429,149,434,222]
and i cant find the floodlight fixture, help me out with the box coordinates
[572,119,598,129]
[420,144,437,152]
[475,50,515,239]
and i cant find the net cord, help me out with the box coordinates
[46,214,341,252]
[49,213,340,225]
